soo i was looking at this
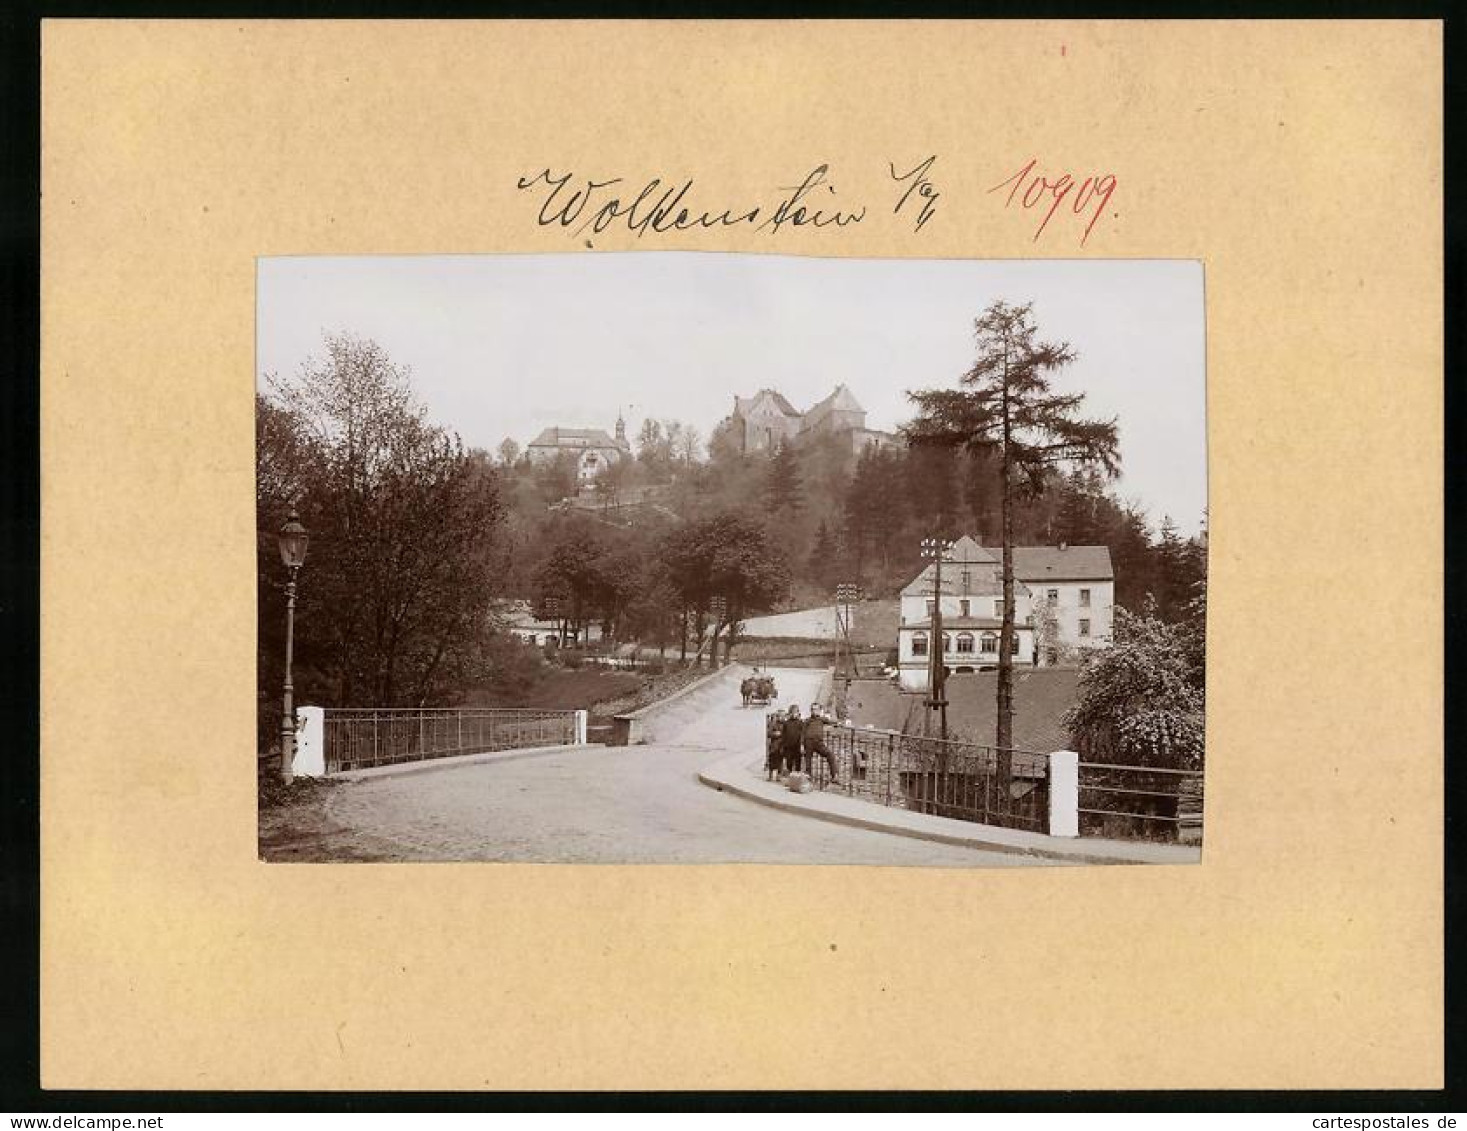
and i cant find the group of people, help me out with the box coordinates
[766,703,841,786]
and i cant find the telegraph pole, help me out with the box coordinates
[920,538,953,740]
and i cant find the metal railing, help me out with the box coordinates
[807,724,1050,832]
[322,707,580,774]
[1078,761,1205,843]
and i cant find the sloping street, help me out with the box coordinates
[261,667,1055,866]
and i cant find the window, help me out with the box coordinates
[941,634,952,653]
[993,599,1004,618]
[959,599,970,617]
[980,633,998,654]
[956,633,975,654]
[961,569,971,592]
[926,598,936,615]
[1047,648,1059,665]
[1079,619,1091,637]
[1047,588,1059,603]
[912,633,928,656]
[1080,588,1091,607]
[1011,636,1020,655]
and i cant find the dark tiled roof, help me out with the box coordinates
[1012,545,1114,581]
[527,426,626,450]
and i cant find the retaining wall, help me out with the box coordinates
[610,664,748,746]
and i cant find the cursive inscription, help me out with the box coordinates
[515,165,867,239]
[514,156,1124,245]
[889,155,940,232]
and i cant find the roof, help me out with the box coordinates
[804,383,865,419]
[1013,545,1114,581]
[898,536,1112,593]
[735,389,802,418]
[527,426,627,451]
[898,536,1002,597]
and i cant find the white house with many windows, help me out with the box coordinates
[895,536,1114,691]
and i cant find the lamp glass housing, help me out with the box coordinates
[278,513,309,569]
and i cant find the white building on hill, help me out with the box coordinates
[895,535,1114,691]
[526,415,632,483]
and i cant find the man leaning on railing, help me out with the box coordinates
[804,705,840,788]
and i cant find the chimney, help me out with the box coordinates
[1058,541,1068,551]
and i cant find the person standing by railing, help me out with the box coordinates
[765,708,785,781]
[804,704,840,787]
[780,705,805,776]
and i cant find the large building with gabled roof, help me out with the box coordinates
[895,535,1115,690]
[726,384,901,456]
[525,415,632,482]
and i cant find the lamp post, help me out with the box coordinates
[920,537,954,740]
[277,508,309,783]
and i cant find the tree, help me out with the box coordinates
[260,333,507,707]
[807,519,837,590]
[906,300,1119,796]
[764,440,804,516]
[660,511,791,666]
[636,418,665,463]
[1064,602,1205,770]
[1030,593,1064,666]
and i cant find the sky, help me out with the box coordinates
[257,254,1207,534]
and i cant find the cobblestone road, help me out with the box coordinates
[261,667,1055,866]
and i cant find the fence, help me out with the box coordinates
[815,724,1050,832]
[1077,761,1205,843]
[321,707,583,774]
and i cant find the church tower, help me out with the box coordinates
[615,411,628,448]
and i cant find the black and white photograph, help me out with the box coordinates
[256,254,1207,866]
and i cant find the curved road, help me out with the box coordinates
[262,667,1051,866]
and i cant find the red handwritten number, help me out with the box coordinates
[988,159,1116,247]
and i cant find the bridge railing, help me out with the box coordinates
[814,724,1050,832]
[320,707,584,774]
[1077,761,1205,843]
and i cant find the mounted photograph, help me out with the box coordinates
[256,254,1207,866]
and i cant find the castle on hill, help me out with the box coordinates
[725,385,901,456]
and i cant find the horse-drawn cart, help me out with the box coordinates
[740,674,778,707]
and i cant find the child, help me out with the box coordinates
[765,709,785,780]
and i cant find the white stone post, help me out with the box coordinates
[1048,749,1079,837]
[574,709,588,745]
[292,706,325,778]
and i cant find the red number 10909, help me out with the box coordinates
[988,158,1118,247]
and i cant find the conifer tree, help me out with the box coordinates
[907,301,1119,794]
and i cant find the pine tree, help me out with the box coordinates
[907,300,1119,796]
[763,440,804,516]
[807,519,837,589]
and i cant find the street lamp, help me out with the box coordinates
[920,537,955,739]
[277,507,309,783]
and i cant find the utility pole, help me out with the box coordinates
[835,582,859,687]
[920,537,953,740]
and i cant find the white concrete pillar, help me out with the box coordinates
[292,706,325,778]
[1048,749,1079,837]
[574,709,588,745]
